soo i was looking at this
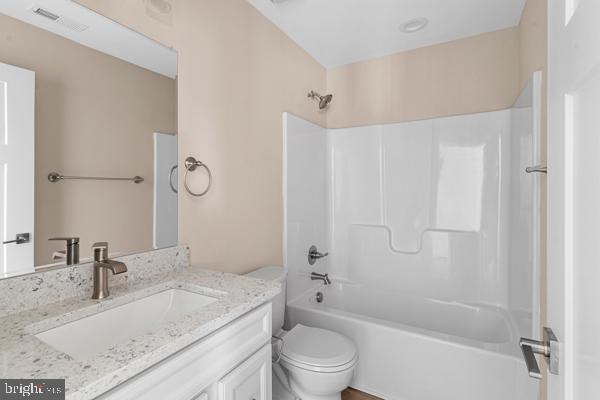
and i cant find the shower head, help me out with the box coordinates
[308,90,333,110]
[319,94,333,109]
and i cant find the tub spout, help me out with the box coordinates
[310,272,331,285]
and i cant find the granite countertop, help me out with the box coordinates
[0,267,280,399]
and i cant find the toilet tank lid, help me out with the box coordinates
[245,266,286,282]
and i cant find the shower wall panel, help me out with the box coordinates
[283,113,329,302]
[284,72,539,329]
[328,111,513,307]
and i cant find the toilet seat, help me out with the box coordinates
[280,324,358,373]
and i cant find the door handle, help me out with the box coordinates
[520,339,543,379]
[519,327,559,379]
[3,233,30,245]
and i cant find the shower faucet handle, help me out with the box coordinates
[308,245,329,265]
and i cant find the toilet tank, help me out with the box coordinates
[245,266,286,334]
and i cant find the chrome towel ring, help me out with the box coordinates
[168,165,178,193]
[184,156,212,197]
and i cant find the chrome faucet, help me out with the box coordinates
[92,242,127,299]
[311,272,331,285]
[48,237,80,265]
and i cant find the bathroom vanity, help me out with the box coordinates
[0,246,279,400]
[100,303,273,400]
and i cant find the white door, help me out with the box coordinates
[547,0,600,399]
[0,62,35,278]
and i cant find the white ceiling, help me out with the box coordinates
[0,0,177,78]
[247,0,527,68]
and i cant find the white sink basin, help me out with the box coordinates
[35,289,217,360]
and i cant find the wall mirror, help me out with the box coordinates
[0,0,178,279]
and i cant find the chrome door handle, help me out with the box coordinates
[3,233,30,245]
[519,327,559,379]
[520,339,543,379]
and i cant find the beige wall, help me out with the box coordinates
[519,0,548,91]
[72,1,547,286]
[75,0,327,274]
[0,14,177,265]
[324,3,547,130]
[325,27,521,128]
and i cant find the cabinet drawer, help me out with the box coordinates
[218,344,271,400]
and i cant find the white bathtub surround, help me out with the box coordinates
[283,73,542,400]
[509,73,543,339]
[0,254,280,399]
[283,114,330,302]
[298,284,514,347]
[287,284,536,400]
[326,107,537,317]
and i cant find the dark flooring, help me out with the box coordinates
[342,388,383,400]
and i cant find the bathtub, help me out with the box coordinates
[286,283,538,400]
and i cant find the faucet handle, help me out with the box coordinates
[49,237,80,265]
[49,237,80,245]
[92,242,109,261]
[308,245,329,265]
[92,242,108,250]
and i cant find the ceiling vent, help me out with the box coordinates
[31,7,89,32]
[32,7,59,21]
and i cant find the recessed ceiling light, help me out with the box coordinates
[399,17,428,33]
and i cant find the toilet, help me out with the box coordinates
[246,267,358,400]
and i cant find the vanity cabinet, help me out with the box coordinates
[218,344,271,400]
[99,303,272,400]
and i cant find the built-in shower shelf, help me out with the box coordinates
[350,224,479,255]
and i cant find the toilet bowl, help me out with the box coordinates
[279,324,358,400]
[245,267,358,400]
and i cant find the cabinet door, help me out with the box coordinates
[218,344,271,400]
[190,382,216,400]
